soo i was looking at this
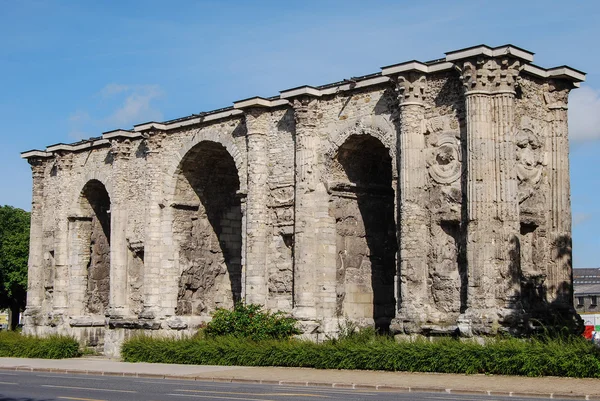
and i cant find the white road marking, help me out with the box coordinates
[169,393,276,401]
[277,386,377,395]
[137,380,249,388]
[36,374,106,381]
[41,384,136,393]
[176,389,330,398]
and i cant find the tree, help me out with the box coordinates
[0,206,30,330]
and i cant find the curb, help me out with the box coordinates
[1,366,598,400]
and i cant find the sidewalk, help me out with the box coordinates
[1,357,599,400]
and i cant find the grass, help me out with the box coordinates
[121,331,600,378]
[0,331,81,359]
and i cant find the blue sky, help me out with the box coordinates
[1,1,599,267]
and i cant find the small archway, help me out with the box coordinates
[329,134,397,331]
[172,141,242,316]
[78,179,111,315]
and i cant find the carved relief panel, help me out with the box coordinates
[425,115,462,215]
[516,116,546,205]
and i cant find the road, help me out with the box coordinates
[0,371,583,401]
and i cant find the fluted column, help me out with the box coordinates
[545,81,573,304]
[459,57,521,329]
[23,159,46,324]
[293,97,319,322]
[394,73,431,329]
[244,108,270,306]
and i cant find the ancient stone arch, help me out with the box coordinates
[326,118,397,178]
[69,178,112,317]
[328,132,397,331]
[165,128,247,198]
[170,139,243,317]
[70,172,113,214]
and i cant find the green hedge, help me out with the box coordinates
[121,334,600,378]
[0,331,81,359]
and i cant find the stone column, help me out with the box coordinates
[545,81,573,304]
[393,73,431,332]
[244,108,270,306]
[108,140,131,317]
[292,97,320,324]
[23,159,46,328]
[459,57,521,331]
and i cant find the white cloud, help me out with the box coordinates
[569,86,600,141]
[99,83,130,98]
[104,85,163,127]
[573,212,593,227]
[66,84,163,140]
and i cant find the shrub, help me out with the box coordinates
[121,332,600,378]
[0,331,80,359]
[204,303,300,341]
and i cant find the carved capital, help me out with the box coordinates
[50,152,74,173]
[28,158,46,178]
[544,79,572,110]
[110,139,132,160]
[293,96,318,128]
[244,107,269,135]
[459,57,521,93]
[395,73,427,105]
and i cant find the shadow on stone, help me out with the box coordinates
[506,233,582,336]
[334,134,397,332]
[174,141,242,315]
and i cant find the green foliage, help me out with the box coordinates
[204,303,300,341]
[0,331,80,359]
[0,205,30,329]
[122,332,600,378]
[333,318,380,344]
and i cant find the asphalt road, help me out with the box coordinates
[0,371,583,401]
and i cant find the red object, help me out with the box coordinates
[583,325,594,340]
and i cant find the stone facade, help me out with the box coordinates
[21,45,585,355]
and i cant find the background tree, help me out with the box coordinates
[0,206,30,330]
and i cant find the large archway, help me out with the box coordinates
[78,179,111,316]
[329,134,397,331]
[172,141,242,316]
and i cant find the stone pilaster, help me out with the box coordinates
[545,81,573,304]
[393,73,431,332]
[52,154,73,315]
[244,108,270,306]
[23,159,46,326]
[67,216,92,317]
[292,97,320,325]
[140,132,165,319]
[108,140,131,318]
[459,57,521,332]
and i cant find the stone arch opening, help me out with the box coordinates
[329,134,397,332]
[78,179,111,315]
[173,140,242,316]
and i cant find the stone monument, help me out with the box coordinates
[21,45,585,355]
